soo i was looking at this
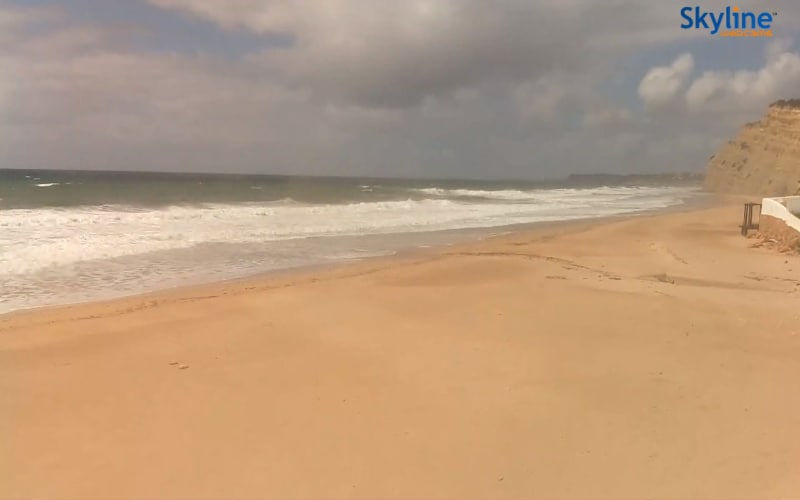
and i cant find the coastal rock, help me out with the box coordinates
[705,100,800,196]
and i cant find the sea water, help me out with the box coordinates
[0,170,702,314]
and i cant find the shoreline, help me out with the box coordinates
[1,190,715,322]
[5,196,798,498]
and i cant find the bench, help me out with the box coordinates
[740,202,761,236]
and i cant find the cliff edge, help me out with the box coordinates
[705,100,800,196]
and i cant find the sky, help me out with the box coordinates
[1,0,799,180]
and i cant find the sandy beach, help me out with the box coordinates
[2,201,799,498]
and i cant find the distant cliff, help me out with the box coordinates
[705,100,800,196]
[566,172,703,187]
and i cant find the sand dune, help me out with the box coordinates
[2,202,799,498]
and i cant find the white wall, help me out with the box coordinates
[761,196,800,233]
[785,196,800,214]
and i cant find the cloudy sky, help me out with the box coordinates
[1,0,799,179]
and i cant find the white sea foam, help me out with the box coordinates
[414,187,541,200]
[34,182,60,188]
[412,186,671,202]
[0,186,695,277]
[0,185,699,314]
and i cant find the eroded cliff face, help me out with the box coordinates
[705,102,800,196]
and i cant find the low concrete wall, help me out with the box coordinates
[760,196,800,247]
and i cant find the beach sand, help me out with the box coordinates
[2,202,799,498]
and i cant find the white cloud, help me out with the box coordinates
[638,53,694,110]
[513,75,573,122]
[685,41,800,113]
[582,105,632,129]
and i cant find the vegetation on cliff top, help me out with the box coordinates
[769,98,800,109]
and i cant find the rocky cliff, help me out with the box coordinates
[705,100,800,196]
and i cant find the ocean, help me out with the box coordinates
[0,169,703,314]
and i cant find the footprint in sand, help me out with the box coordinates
[650,242,688,265]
